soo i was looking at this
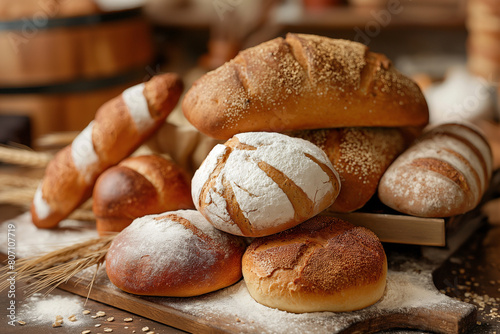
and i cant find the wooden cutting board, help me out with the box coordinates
[0,213,477,334]
[57,267,476,334]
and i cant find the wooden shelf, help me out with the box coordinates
[274,3,466,29]
[145,6,214,28]
[145,2,466,30]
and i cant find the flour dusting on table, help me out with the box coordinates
[18,293,88,326]
[0,212,98,258]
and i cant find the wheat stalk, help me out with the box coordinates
[0,235,116,296]
[0,146,52,168]
[0,174,40,189]
[69,209,96,221]
[0,188,36,206]
[35,132,78,149]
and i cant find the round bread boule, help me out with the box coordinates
[191,132,341,237]
[242,216,387,313]
[105,210,246,297]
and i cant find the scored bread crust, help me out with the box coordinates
[242,216,387,313]
[106,210,246,297]
[182,33,429,140]
[191,132,341,237]
[378,123,493,217]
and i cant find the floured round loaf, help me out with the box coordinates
[191,132,341,237]
[182,33,429,140]
[378,123,493,217]
[105,210,246,297]
[242,215,387,313]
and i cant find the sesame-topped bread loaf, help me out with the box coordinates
[290,127,413,212]
[378,123,493,217]
[182,33,429,140]
[242,215,387,313]
[191,132,341,237]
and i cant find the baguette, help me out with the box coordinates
[182,33,429,140]
[93,155,194,235]
[378,123,493,217]
[31,74,184,228]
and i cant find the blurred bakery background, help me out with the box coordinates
[0,0,499,161]
[1,1,500,333]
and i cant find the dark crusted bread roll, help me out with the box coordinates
[242,215,387,313]
[106,210,246,297]
[93,155,194,235]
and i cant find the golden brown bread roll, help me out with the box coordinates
[182,33,429,140]
[290,127,411,212]
[378,123,493,217]
[192,132,341,237]
[242,215,387,313]
[92,155,193,235]
[106,210,246,297]
[31,74,183,229]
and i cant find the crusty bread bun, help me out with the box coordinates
[242,216,387,313]
[182,33,429,140]
[290,127,410,212]
[93,155,194,235]
[378,122,493,217]
[191,132,341,237]
[106,210,246,297]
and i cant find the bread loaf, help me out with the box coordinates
[242,215,387,313]
[290,127,411,212]
[93,155,193,235]
[192,132,341,237]
[182,33,429,140]
[106,210,246,297]
[378,123,493,217]
[31,74,183,228]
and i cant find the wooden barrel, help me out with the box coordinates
[0,7,154,141]
[0,70,148,141]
